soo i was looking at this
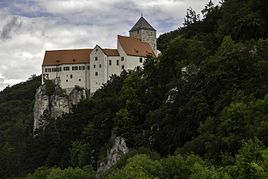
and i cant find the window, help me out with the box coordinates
[79,79,81,81]
[70,74,73,79]
[72,66,78,70]
[116,60,119,66]
[79,66,85,70]
[140,58,143,63]
[63,67,70,71]
[96,49,98,52]
[52,68,57,72]
[87,66,90,70]
[66,79,68,82]
[95,57,98,61]
[95,72,98,76]
[121,65,124,70]
[121,57,124,61]
[99,64,101,68]
[94,65,96,68]
[109,60,112,66]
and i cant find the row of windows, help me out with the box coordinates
[46,57,143,73]
[45,67,61,72]
[45,66,89,72]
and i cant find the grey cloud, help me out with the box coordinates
[0,17,22,40]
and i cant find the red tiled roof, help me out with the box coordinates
[118,35,155,57]
[103,49,119,56]
[42,49,92,66]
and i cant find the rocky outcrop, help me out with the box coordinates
[98,137,129,172]
[33,85,87,131]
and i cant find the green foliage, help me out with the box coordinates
[107,153,230,179]
[0,76,41,178]
[229,138,268,178]
[25,166,95,179]
[70,141,90,167]
[44,80,56,96]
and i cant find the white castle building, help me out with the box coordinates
[42,17,157,93]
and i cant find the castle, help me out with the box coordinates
[42,17,157,93]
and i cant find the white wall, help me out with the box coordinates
[126,56,144,71]
[107,56,121,80]
[42,63,90,90]
[90,46,107,93]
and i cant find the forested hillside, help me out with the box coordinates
[0,0,268,178]
[0,75,41,177]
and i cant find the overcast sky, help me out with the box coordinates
[0,0,219,91]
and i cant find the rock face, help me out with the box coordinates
[33,85,87,131]
[98,137,129,172]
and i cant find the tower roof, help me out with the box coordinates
[129,16,156,32]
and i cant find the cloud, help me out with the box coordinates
[0,16,22,40]
[0,0,220,90]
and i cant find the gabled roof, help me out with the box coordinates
[103,49,120,56]
[129,16,156,32]
[42,49,92,66]
[118,35,155,57]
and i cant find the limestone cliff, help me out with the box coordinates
[33,85,87,131]
[98,136,129,172]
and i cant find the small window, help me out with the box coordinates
[116,60,119,66]
[109,60,112,66]
[121,65,124,70]
[66,79,68,82]
[96,49,98,52]
[94,65,96,68]
[79,79,81,81]
[72,66,78,71]
[79,66,85,70]
[95,72,98,76]
[140,58,143,63]
[99,64,101,68]
[95,57,98,61]
[64,67,70,71]
[70,74,73,79]
[121,57,124,61]
[87,66,90,70]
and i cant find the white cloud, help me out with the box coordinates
[0,0,220,91]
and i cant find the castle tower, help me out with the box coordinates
[129,16,157,55]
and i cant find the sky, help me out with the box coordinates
[0,0,219,91]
